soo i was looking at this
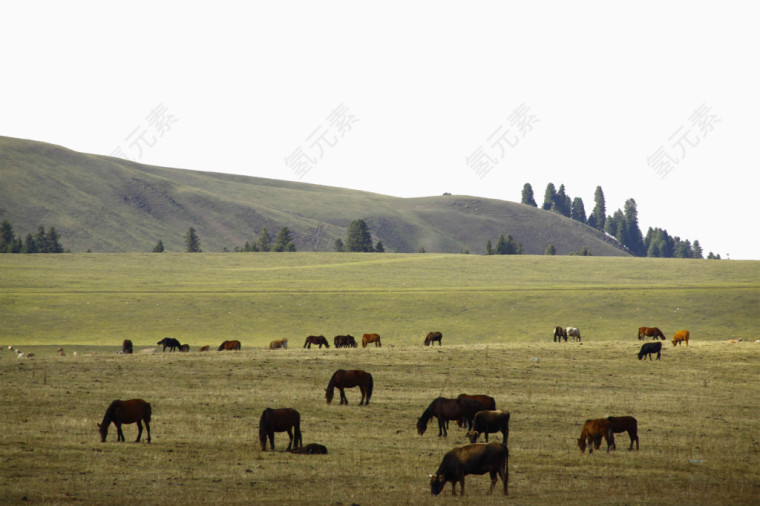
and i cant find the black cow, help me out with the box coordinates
[430,442,508,496]
[638,341,662,360]
[157,337,182,352]
[466,410,510,443]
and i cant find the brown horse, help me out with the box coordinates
[607,416,639,451]
[553,326,567,342]
[417,397,482,437]
[424,332,443,346]
[198,345,210,352]
[577,418,614,453]
[218,340,241,351]
[259,408,302,451]
[361,333,382,348]
[269,338,288,349]
[179,344,190,352]
[122,339,133,354]
[98,399,151,443]
[303,335,330,349]
[457,394,496,411]
[325,369,373,405]
[673,330,689,347]
[638,327,666,340]
[334,335,357,348]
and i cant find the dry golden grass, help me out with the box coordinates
[1,341,758,504]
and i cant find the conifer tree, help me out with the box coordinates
[571,197,587,223]
[591,186,606,231]
[521,183,538,207]
[153,240,165,253]
[257,227,271,252]
[542,183,556,210]
[184,227,202,252]
[273,227,296,252]
[346,219,374,252]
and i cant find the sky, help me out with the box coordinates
[2,1,759,259]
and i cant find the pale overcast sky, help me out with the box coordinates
[3,1,758,259]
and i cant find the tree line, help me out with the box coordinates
[0,220,65,253]
[520,183,719,259]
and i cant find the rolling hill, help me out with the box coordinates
[0,135,628,255]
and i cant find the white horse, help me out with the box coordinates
[566,327,582,342]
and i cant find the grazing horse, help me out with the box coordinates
[325,369,373,405]
[673,330,689,347]
[638,341,662,360]
[179,344,190,352]
[566,327,582,342]
[98,399,151,443]
[287,443,328,455]
[553,326,567,342]
[361,333,382,348]
[417,397,482,437]
[638,327,666,340]
[303,335,330,349]
[122,339,133,354]
[430,442,508,496]
[258,408,302,451]
[157,337,181,352]
[269,338,288,349]
[424,332,443,346]
[607,416,639,451]
[577,418,614,454]
[457,394,496,411]
[334,335,357,348]
[218,340,241,351]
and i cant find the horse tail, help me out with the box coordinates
[145,402,152,423]
[366,373,374,403]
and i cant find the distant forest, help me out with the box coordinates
[520,183,721,259]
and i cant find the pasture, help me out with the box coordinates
[1,253,759,503]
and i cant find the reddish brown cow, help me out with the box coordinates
[430,442,508,496]
[577,418,614,454]
[673,330,689,347]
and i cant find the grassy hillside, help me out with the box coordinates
[1,253,757,347]
[0,136,627,255]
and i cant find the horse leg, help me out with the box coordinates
[145,417,151,443]
[135,420,143,442]
[359,385,366,406]
[339,388,348,405]
[268,433,275,451]
[115,422,125,442]
[286,428,293,450]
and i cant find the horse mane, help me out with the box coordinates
[419,398,440,426]
[325,370,340,400]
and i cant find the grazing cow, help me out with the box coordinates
[333,335,357,348]
[638,327,666,340]
[566,327,582,342]
[157,337,181,352]
[303,335,329,349]
[672,330,689,347]
[607,416,639,451]
[638,341,662,360]
[122,340,133,354]
[179,344,190,352]
[361,333,382,348]
[577,418,614,454]
[287,443,328,455]
[218,340,241,351]
[269,338,288,350]
[466,410,510,443]
[430,442,508,496]
[553,326,567,342]
[424,332,443,346]
[198,345,210,352]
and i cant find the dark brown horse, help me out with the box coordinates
[287,443,328,454]
[98,399,151,443]
[325,369,373,405]
[259,408,302,451]
[607,416,639,451]
[457,394,496,411]
[303,335,330,349]
[638,327,666,340]
[218,340,241,351]
[553,326,567,342]
[157,337,181,352]
[361,333,382,348]
[334,335,357,348]
[122,339,133,354]
[179,344,190,352]
[417,397,482,437]
[424,332,443,346]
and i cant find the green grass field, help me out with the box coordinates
[1,254,759,504]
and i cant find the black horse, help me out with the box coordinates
[157,337,181,352]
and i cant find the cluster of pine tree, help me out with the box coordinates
[485,234,523,255]
[237,227,296,252]
[521,183,717,259]
[334,219,384,252]
[0,220,65,253]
